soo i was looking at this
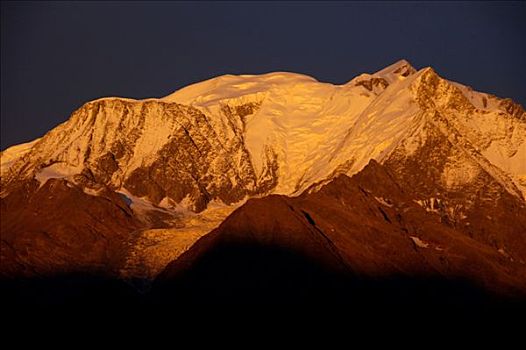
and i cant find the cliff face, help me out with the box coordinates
[1,99,274,213]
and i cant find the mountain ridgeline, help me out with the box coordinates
[1,60,525,311]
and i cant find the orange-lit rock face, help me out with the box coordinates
[158,160,526,302]
[1,60,525,308]
[0,178,143,278]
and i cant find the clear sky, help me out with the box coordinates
[1,1,525,149]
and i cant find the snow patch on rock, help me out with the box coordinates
[410,236,430,248]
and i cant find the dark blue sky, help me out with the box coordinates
[1,1,525,149]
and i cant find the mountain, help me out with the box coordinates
[154,160,526,308]
[1,59,525,308]
[4,60,523,210]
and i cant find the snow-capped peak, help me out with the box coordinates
[345,59,417,94]
[162,71,317,107]
[373,59,417,83]
[1,60,524,211]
